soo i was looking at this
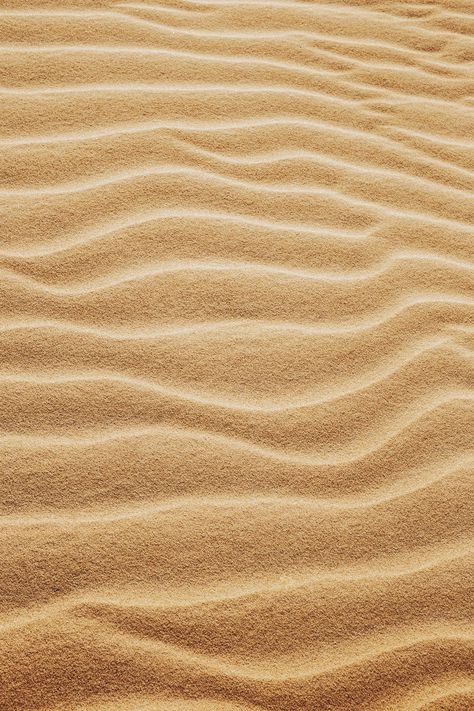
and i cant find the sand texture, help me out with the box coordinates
[0,0,473,709]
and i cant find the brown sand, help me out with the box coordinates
[0,0,473,709]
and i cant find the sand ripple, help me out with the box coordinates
[1,1,473,709]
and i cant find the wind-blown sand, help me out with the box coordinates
[0,1,473,709]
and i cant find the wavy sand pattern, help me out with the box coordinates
[1,1,473,709]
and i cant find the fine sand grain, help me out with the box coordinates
[0,1,473,709]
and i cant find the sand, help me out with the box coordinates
[0,0,473,709]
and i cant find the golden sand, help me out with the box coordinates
[0,1,473,709]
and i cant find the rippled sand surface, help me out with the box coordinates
[1,1,474,709]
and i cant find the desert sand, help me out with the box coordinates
[0,0,473,709]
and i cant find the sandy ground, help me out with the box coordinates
[0,1,473,709]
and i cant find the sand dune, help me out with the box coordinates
[1,1,473,710]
